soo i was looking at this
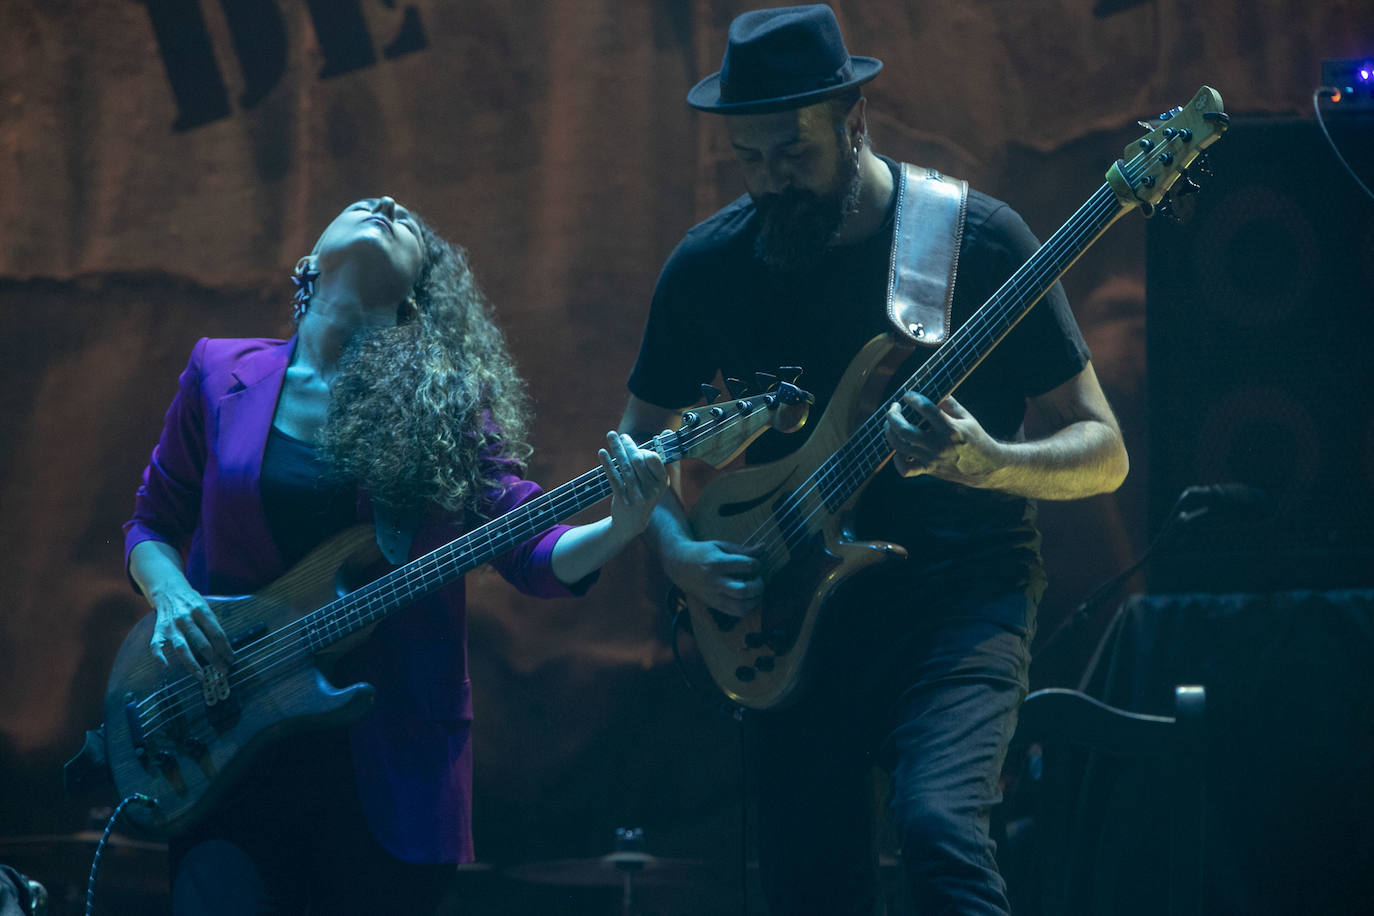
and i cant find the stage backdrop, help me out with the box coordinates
[2,0,1371,904]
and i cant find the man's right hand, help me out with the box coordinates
[662,538,765,617]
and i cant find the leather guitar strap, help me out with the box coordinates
[886,163,968,346]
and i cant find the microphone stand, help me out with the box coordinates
[1032,488,1217,661]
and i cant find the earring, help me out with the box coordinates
[290,257,319,320]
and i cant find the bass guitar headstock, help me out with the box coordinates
[659,372,813,469]
[1107,86,1229,219]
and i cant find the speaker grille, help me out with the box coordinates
[1146,116,1374,592]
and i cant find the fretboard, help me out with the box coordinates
[300,433,679,649]
[818,181,1132,513]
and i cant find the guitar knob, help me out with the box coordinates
[744,631,767,648]
[754,656,776,672]
[766,628,791,654]
[710,610,738,632]
[734,666,756,682]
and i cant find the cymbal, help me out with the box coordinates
[505,851,708,888]
[0,832,166,854]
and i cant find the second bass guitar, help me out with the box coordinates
[684,87,1229,710]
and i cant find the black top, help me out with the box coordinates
[259,425,358,571]
[628,157,1090,602]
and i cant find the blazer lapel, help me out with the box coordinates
[212,338,295,584]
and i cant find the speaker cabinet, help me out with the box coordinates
[1145,116,1374,593]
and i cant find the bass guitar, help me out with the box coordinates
[101,384,810,836]
[684,86,1229,709]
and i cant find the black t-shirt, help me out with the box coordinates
[628,157,1090,599]
[260,425,358,571]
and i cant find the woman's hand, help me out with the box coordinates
[548,433,670,585]
[599,431,669,539]
[149,577,233,679]
[130,540,233,679]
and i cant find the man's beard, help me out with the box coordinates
[752,146,862,272]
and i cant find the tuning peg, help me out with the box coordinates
[776,366,803,385]
[1151,195,1177,222]
[1174,175,1202,198]
[753,371,779,392]
[699,383,721,405]
[1161,187,1197,224]
[775,382,814,405]
[724,377,750,399]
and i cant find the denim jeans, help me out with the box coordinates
[751,593,1034,915]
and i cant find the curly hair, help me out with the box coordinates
[317,212,532,517]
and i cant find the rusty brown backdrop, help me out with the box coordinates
[2,0,1371,909]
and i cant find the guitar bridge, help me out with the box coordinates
[201,664,231,706]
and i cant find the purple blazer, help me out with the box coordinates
[124,337,589,863]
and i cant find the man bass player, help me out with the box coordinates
[618,6,1128,913]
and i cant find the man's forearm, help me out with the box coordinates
[979,419,1128,500]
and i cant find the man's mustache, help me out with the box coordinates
[755,189,824,212]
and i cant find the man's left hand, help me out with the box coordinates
[884,392,1004,486]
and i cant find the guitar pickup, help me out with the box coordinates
[123,693,147,749]
[229,622,267,652]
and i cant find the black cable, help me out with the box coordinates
[668,600,701,694]
[738,709,749,916]
[86,794,155,916]
[1312,86,1374,201]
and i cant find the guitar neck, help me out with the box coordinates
[824,182,1132,509]
[302,438,668,648]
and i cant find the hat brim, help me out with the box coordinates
[686,57,882,115]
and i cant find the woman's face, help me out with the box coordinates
[313,196,426,306]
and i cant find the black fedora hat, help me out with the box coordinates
[687,5,882,115]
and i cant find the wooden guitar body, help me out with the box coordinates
[686,334,914,709]
[103,525,383,835]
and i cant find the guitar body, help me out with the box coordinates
[104,525,383,836]
[687,334,914,709]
